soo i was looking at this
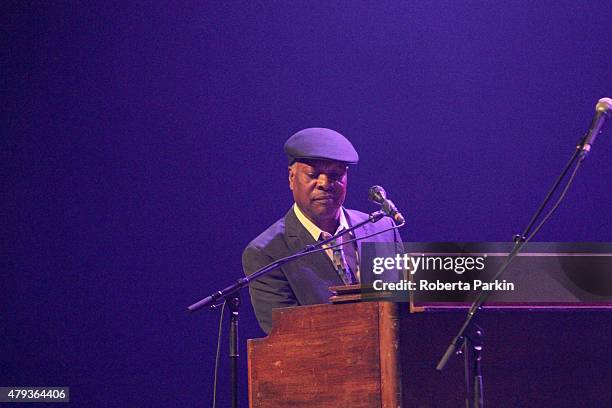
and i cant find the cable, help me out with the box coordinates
[524,158,583,242]
[467,155,584,316]
[211,301,226,408]
[518,146,581,240]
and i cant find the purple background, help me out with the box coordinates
[3,1,611,407]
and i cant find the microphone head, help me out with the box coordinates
[596,97,612,115]
[368,185,387,204]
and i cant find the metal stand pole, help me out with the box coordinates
[463,324,484,408]
[227,293,240,408]
[471,326,484,408]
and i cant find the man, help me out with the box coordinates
[243,128,403,334]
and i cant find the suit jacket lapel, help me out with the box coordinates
[346,208,370,255]
[283,208,338,279]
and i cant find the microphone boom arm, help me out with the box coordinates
[187,210,393,312]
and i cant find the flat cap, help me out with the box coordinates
[284,128,359,165]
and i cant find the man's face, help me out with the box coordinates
[289,159,348,228]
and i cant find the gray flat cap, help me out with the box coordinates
[284,128,359,165]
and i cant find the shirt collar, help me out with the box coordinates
[293,203,350,241]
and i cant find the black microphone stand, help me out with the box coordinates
[187,210,388,407]
[463,323,484,408]
[436,138,588,408]
[227,292,240,408]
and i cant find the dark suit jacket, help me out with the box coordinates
[242,207,403,334]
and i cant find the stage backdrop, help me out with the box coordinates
[4,2,611,407]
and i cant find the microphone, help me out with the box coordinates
[581,97,612,156]
[368,185,405,225]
